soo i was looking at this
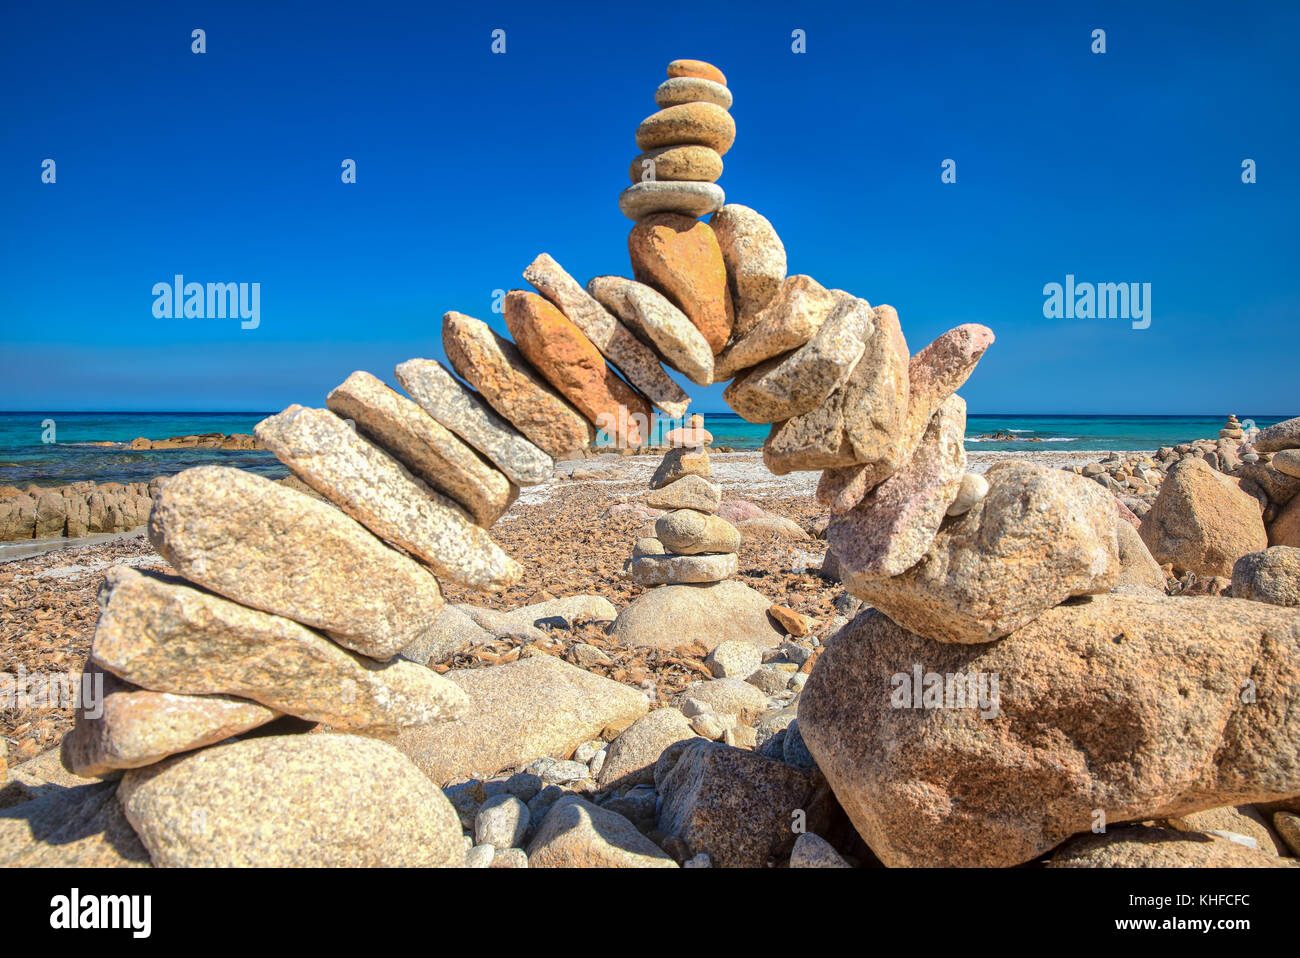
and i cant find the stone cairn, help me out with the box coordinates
[51,56,1299,868]
[626,414,740,588]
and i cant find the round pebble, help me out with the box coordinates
[619,181,724,221]
[636,102,735,155]
[628,145,724,185]
[668,58,727,86]
[655,76,733,110]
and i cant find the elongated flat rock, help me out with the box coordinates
[327,370,517,526]
[524,254,690,418]
[394,359,553,487]
[629,214,733,355]
[817,322,992,512]
[588,276,714,386]
[504,290,651,447]
[764,302,909,475]
[61,673,280,777]
[655,75,732,110]
[91,568,469,730]
[713,275,838,381]
[443,311,595,459]
[148,465,443,659]
[629,144,723,184]
[119,734,464,867]
[256,406,520,592]
[710,204,787,329]
[826,394,967,579]
[619,181,724,220]
[724,294,873,423]
[636,102,735,155]
[631,552,736,585]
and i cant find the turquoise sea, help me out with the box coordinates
[0,411,1291,487]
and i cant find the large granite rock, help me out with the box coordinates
[148,465,444,659]
[118,734,464,867]
[598,708,698,788]
[393,655,648,784]
[1254,416,1300,453]
[798,593,1300,867]
[1139,457,1268,577]
[608,580,785,651]
[1231,546,1300,607]
[1046,825,1289,868]
[255,404,521,592]
[712,275,839,381]
[849,461,1120,643]
[91,568,468,730]
[1114,518,1168,591]
[527,795,677,868]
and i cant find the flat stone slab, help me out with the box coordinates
[256,404,521,592]
[91,568,469,730]
[588,276,714,386]
[394,358,553,486]
[619,181,724,221]
[61,673,280,777]
[149,465,444,659]
[524,253,690,418]
[443,310,595,459]
[713,274,839,381]
[327,370,517,526]
[630,552,737,585]
[393,655,648,784]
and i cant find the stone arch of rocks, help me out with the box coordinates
[57,57,1300,868]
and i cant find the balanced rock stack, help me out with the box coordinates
[628,416,740,586]
[54,352,570,865]
[1220,414,1245,439]
[620,59,734,221]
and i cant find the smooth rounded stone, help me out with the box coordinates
[588,276,715,386]
[619,181,724,220]
[610,580,785,651]
[1114,518,1168,591]
[817,323,994,513]
[646,474,720,513]
[1239,461,1300,507]
[826,394,967,579]
[398,604,493,667]
[541,759,589,784]
[706,640,763,679]
[1273,449,1300,478]
[654,508,741,555]
[655,75,732,109]
[523,254,690,419]
[502,594,617,629]
[630,552,736,585]
[474,793,529,849]
[762,302,909,475]
[632,536,666,557]
[465,843,495,868]
[148,466,442,659]
[674,678,767,722]
[712,275,840,381]
[768,605,814,636]
[91,568,469,730]
[326,370,517,526]
[1275,811,1300,855]
[946,471,989,516]
[849,461,1120,644]
[1271,495,1300,548]
[629,213,733,355]
[636,102,735,156]
[628,144,724,185]
[119,734,464,867]
[394,358,553,486]
[393,655,648,785]
[504,290,651,447]
[1254,415,1300,453]
[1139,457,1268,578]
[689,710,734,740]
[454,604,549,644]
[667,58,727,85]
[528,795,677,868]
[60,673,279,778]
[710,205,787,328]
[490,847,529,868]
[724,296,874,423]
[790,832,852,868]
[656,740,824,868]
[1046,825,1288,868]
[256,405,521,592]
[1231,546,1300,606]
[665,426,712,447]
[650,446,711,487]
[597,708,696,788]
[799,594,1300,868]
[1164,804,1288,856]
[442,310,595,459]
[746,664,795,694]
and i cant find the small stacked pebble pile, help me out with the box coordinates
[619,59,735,220]
[626,415,741,586]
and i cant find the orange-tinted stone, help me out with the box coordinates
[628,214,734,355]
[667,59,727,87]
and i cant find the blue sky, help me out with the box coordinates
[2,0,1297,414]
